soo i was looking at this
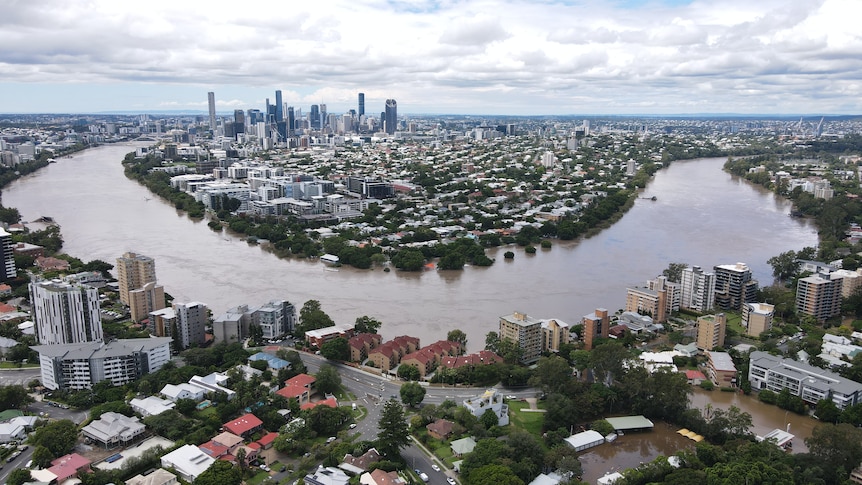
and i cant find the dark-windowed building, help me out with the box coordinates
[384,99,397,134]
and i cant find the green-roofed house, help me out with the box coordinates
[0,409,24,422]
[450,437,477,457]
[604,415,654,433]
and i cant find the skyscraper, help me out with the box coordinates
[233,110,245,134]
[30,280,103,345]
[320,104,327,130]
[358,93,365,117]
[0,228,16,281]
[680,265,716,312]
[116,252,166,322]
[287,107,296,135]
[713,262,758,311]
[275,90,283,122]
[207,92,216,135]
[310,105,320,131]
[384,99,397,134]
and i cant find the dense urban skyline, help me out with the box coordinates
[1,0,859,115]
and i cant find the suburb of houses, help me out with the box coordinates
[2,243,862,485]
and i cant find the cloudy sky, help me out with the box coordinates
[1,0,860,115]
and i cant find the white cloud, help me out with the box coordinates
[0,0,859,114]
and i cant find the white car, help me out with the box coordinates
[431,464,440,472]
[349,423,357,429]
[447,478,457,485]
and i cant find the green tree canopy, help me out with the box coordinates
[447,329,468,349]
[320,337,350,361]
[315,364,342,395]
[194,460,242,485]
[355,316,383,334]
[30,419,78,457]
[400,381,426,407]
[376,399,409,459]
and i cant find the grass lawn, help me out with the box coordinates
[0,362,38,369]
[246,470,272,485]
[195,406,219,420]
[507,401,545,437]
[724,313,746,336]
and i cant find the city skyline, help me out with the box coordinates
[0,0,859,115]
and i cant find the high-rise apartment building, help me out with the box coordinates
[173,302,208,349]
[116,252,165,323]
[680,265,716,312]
[743,302,774,337]
[541,318,570,353]
[625,287,667,323]
[30,280,103,345]
[499,311,542,364]
[358,93,365,117]
[287,107,296,135]
[696,313,726,351]
[384,99,397,134]
[796,274,842,322]
[581,308,609,350]
[116,252,156,305]
[0,228,16,281]
[647,276,680,314]
[714,262,758,311]
[207,92,216,135]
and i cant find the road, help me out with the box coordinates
[0,445,33,485]
[0,367,40,388]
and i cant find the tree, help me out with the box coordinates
[315,364,342,395]
[175,398,197,416]
[767,250,800,282]
[400,381,426,407]
[468,464,524,485]
[447,329,468,350]
[0,385,33,410]
[480,408,499,429]
[805,422,862,476]
[320,337,350,361]
[6,469,32,485]
[355,316,383,334]
[662,262,687,283]
[297,300,335,335]
[248,323,264,345]
[391,247,425,271]
[529,355,573,394]
[485,332,501,353]
[194,460,242,485]
[815,399,841,423]
[397,363,420,381]
[30,419,78,457]
[31,445,54,469]
[376,399,409,459]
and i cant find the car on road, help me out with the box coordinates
[431,464,440,472]
[326,436,336,443]
[349,423,357,429]
[420,472,430,482]
[447,477,457,485]
[506,395,517,400]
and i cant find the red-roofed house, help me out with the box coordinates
[287,373,316,389]
[277,384,311,405]
[48,453,91,482]
[684,370,707,385]
[199,440,229,458]
[257,432,278,450]
[223,413,263,438]
[36,256,70,271]
[426,419,455,440]
[300,397,338,411]
[440,350,502,370]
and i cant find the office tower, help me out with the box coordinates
[680,265,716,312]
[582,308,609,350]
[0,228,16,281]
[286,107,295,134]
[743,303,774,337]
[207,92,216,135]
[116,252,157,305]
[358,93,365,117]
[342,113,353,133]
[30,280,103,345]
[173,302,208,349]
[310,105,320,131]
[320,104,327,130]
[714,262,758,311]
[796,274,842,322]
[384,99,397,134]
[233,110,245,134]
[499,311,542,364]
[275,90,283,122]
[696,313,726,351]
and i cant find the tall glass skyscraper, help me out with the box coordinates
[207,92,216,135]
[358,93,365,117]
[385,99,397,134]
[275,90,283,122]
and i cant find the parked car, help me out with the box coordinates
[447,477,457,485]
[349,423,357,429]
[431,464,440,472]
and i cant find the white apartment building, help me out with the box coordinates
[32,337,172,390]
[462,389,509,426]
[680,265,716,312]
[748,351,862,410]
[30,280,103,345]
[173,302,208,349]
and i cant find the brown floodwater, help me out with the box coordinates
[2,143,818,350]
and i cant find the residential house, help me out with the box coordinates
[360,469,406,485]
[340,447,382,475]
[450,436,477,457]
[348,333,381,362]
[305,323,356,348]
[426,419,455,440]
[130,396,176,417]
[160,383,207,402]
[440,350,502,370]
[48,453,91,483]
[82,412,145,449]
[160,444,215,483]
[305,466,351,485]
[462,389,509,426]
[126,468,178,485]
[223,413,264,438]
